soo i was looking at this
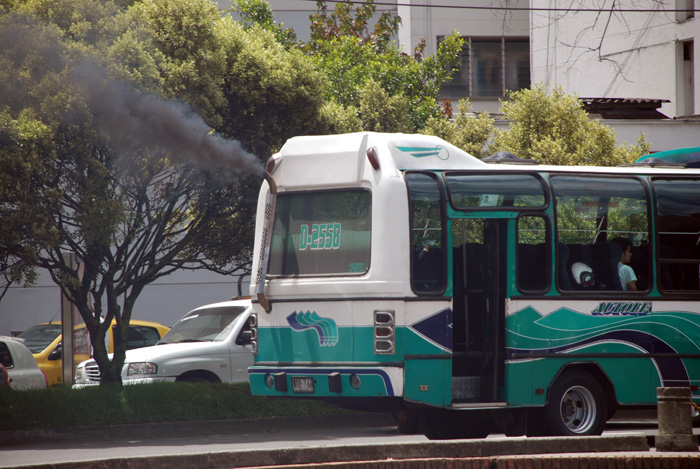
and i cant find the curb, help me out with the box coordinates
[7,434,655,469]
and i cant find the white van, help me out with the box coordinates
[74,298,253,386]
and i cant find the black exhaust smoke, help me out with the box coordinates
[77,62,265,178]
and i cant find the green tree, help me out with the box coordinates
[304,0,463,132]
[421,99,494,158]
[1,0,327,384]
[230,0,298,48]
[491,83,649,166]
[308,0,400,53]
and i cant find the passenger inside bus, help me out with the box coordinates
[610,237,638,291]
[563,242,623,291]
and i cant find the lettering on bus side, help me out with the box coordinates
[591,301,652,316]
[299,223,342,250]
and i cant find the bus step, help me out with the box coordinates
[452,376,481,401]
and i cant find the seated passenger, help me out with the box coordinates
[611,237,638,291]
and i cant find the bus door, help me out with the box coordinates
[451,217,507,404]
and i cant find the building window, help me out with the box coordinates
[440,37,530,99]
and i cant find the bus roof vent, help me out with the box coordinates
[622,147,700,168]
[483,151,538,165]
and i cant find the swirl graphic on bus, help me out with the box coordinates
[396,145,449,160]
[287,311,339,347]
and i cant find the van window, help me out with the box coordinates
[0,342,14,369]
[115,325,163,350]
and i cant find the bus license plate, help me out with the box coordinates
[292,376,314,394]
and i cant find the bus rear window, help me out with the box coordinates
[268,190,371,276]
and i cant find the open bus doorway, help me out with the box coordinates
[417,217,508,439]
[451,217,507,404]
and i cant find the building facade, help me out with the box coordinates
[530,0,698,119]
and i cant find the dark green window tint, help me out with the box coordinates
[269,190,371,276]
[446,173,546,209]
[653,178,700,292]
[407,172,445,294]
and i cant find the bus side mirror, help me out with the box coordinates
[236,330,253,346]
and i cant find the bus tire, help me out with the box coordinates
[545,370,607,436]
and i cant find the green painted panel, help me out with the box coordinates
[256,325,440,363]
[405,359,449,406]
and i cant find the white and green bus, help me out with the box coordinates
[248,133,700,439]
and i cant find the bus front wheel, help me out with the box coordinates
[544,371,607,436]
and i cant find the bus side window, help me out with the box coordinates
[517,215,550,293]
[552,175,649,292]
[653,178,700,292]
[406,172,445,295]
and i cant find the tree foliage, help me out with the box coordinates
[0,0,327,384]
[230,0,298,48]
[303,0,463,132]
[421,100,494,158]
[308,0,400,53]
[425,84,650,165]
[491,84,649,166]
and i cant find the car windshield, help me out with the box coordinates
[18,324,63,353]
[158,306,247,344]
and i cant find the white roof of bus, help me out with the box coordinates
[274,132,700,182]
[277,132,487,170]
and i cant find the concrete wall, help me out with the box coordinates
[530,0,700,118]
[0,269,248,336]
[493,117,700,152]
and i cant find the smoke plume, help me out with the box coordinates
[1,15,264,179]
[77,63,265,178]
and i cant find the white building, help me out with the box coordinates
[242,0,699,148]
[530,0,698,119]
[398,0,531,114]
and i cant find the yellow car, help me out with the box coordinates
[18,319,170,386]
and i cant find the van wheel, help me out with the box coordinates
[545,371,607,436]
[394,407,420,434]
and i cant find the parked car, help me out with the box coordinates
[19,319,170,386]
[0,336,48,390]
[74,298,253,386]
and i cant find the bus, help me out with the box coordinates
[247,132,700,439]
